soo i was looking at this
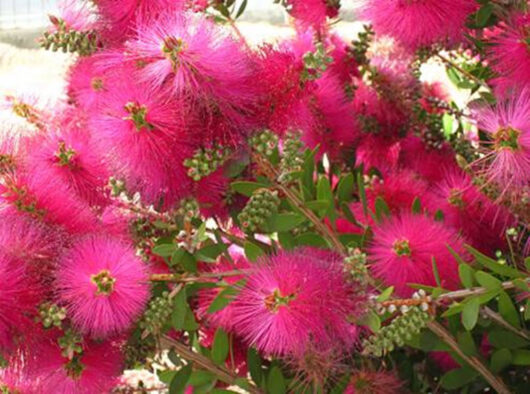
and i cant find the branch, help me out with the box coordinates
[436,53,490,90]
[427,321,510,394]
[150,270,249,282]
[161,336,261,394]
[483,306,530,341]
[435,278,530,302]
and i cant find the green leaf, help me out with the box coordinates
[235,0,248,18]
[172,249,197,272]
[525,299,530,321]
[172,290,188,330]
[244,241,264,262]
[419,330,440,352]
[153,243,175,257]
[474,270,502,290]
[434,209,444,222]
[356,172,368,217]
[374,196,390,222]
[158,370,177,384]
[302,149,316,200]
[476,3,494,27]
[188,370,216,388]
[207,281,244,314]
[489,329,530,349]
[294,232,328,248]
[196,243,228,263]
[466,245,523,279]
[446,67,462,86]
[457,331,478,356]
[358,310,381,332]
[442,113,454,136]
[247,348,263,386]
[376,286,394,302]
[267,366,286,394]
[305,200,330,214]
[525,257,530,271]
[490,349,512,373]
[266,213,307,232]
[462,297,480,330]
[411,197,422,214]
[277,231,295,250]
[459,264,475,288]
[511,349,530,365]
[336,173,354,203]
[211,328,229,365]
[170,363,193,394]
[432,257,442,287]
[440,367,479,390]
[231,181,268,197]
[498,290,520,328]
[317,176,336,221]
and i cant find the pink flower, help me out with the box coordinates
[473,88,530,193]
[26,338,123,394]
[286,0,339,30]
[51,0,96,32]
[0,254,41,352]
[369,213,467,296]
[56,236,149,338]
[345,369,405,394]
[67,56,109,112]
[360,0,476,50]
[23,127,110,207]
[89,76,193,206]
[231,248,361,356]
[488,13,530,95]
[355,134,401,173]
[425,169,513,254]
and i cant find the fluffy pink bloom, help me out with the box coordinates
[67,56,109,111]
[0,254,41,352]
[0,172,98,234]
[369,213,468,296]
[425,169,513,254]
[23,128,110,206]
[360,0,477,50]
[370,170,429,213]
[398,136,459,183]
[355,134,401,173]
[126,14,257,126]
[90,77,193,206]
[488,14,530,95]
[26,338,123,394]
[287,0,339,30]
[52,0,96,32]
[473,88,530,192]
[56,236,149,338]
[231,248,361,356]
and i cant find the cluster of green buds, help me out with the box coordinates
[177,198,200,221]
[183,145,231,181]
[363,305,432,356]
[36,302,67,329]
[58,328,84,360]
[279,131,305,183]
[250,130,279,159]
[301,42,334,82]
[344,248,369,284]
[41,16,99,56]
[291,221,314,236]
[238,189,281,233]
[139,292,172,334]
[349,24,374,68]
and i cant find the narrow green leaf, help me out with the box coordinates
[376,286,394,302]
[294,232,328,248]
[525,257,530,271]
[211,328,229,365]
[247,348,262,386]
[172,290,188,330]
[170,363,193,394]
[498,290,521,328]
[411,197,422,214]
[235,0,248,18]
[490,349,512,373]
[317,176,336,221]
[196,243,227,263]
[356,172,368,217]
[475,3,494,27]
[302,150,316,200]
[474,270,502,290]
[434,209,444,222]
[336,173,354,203]
[466,245,523,279]
[153,243,175,257]
[172,249,197,272]
[440,367,479,390]
[459,264,475,288]
[512,349,530,365]
[158,370,177,384]
[207,281,244,314]
[230,181,268,197]
[462,297,480,330]
[489,329,530,349]
[456,331,478,356]
[358,310,381,332]
[432,257,441,287]
[244,241,264,262]
[267,366,286,394]
[374,196,390,222]
[266,213,307,232]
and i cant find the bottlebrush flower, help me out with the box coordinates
[56,236,149,338]
[286,0,340,30]
[90,76,193,206]
[126,14,257,119]
[26,338,123,394]
[369,213,467,296]
[355,134,401,173]
[67,56,109,111]
[0,172,98,234]
[360,0,476,50]
[231,248,361,356]
[52,0,96,32]
[345,369,405,394]
[23,128,110,206]
[370,170,428,213]
[473,88,530,192]
[0,254,40,352]
[425,169,513,253]
[488,13,530,95]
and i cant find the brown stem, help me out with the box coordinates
[436,53,489,90]
[427,321,510,394]
[161,336,261,394]
[435,278,530,302]
[483,306,530,341]
[150,269,249,282]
